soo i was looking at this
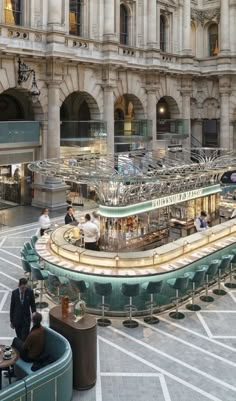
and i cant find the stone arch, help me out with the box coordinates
[0,88,44,122]
[157,95,180,119]
[115,75,146,117]
[60,91,101,121]
[59,69,104,118]
[202,97,220,119]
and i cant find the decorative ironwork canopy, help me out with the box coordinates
[28,149,236,207]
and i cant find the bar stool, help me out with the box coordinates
[186,267,206,311]
[21,257,32,283]
[24,242,36,255]
[20,249,39,263]
[225,251,236,289]
[69,279,88,301]
[167,274,189,320]
[31,265,49,309]
[47,272,69,302]
[213,255,232,296]
[143,280,163,324]
[121,283,140,328]
[31,235,38,249]
[94,282,112,327]
[200,260,220,302]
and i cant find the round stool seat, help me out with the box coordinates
[213,255,233,296]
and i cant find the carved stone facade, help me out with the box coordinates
[0,0,235,207]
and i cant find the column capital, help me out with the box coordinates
[219,76,231,95]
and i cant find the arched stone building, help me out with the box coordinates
[0,0,235,207]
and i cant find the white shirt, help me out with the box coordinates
[194,217,208,232]
[78,221,99,243]
[92,217,100,231]
[39,214,51,229]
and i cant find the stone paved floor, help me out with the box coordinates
[0,206,236,401]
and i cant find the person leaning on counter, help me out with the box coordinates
[78,213,99,251]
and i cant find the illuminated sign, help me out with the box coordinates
[99,185,221,218]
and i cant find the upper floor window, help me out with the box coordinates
[120,4,129,45]
[4,0,22,25]
[160,15,166,52]
[208,23,218,57]
[69,0,82,36]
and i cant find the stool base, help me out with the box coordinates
[225,282,236,289]
[97,318,111,327]
[123,319,139,328]
[169,311,185,320]
[144,316,159,324]
[36,301,49,309]
[200,295,214,303]
[213,289,227,296]
[186,303,201,311]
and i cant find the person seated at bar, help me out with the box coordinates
[65,206,77,225]
[12,312,45,362]
[194,211,209,232]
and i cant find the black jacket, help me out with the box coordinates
[10,287,36,328]
[65,213,76,225]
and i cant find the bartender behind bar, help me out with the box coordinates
[194,211,209,232]
[78,213,99,250]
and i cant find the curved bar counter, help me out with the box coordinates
[35,219,236,315]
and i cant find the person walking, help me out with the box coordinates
[78,213,99,250]
[65,206,77,225]
[39,208,51,236]
[10,278,36,341]
[12,312,45,363]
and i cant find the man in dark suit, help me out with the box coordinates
[10,277,36,341]
[65,206,77,225]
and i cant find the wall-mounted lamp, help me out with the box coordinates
[115,255,119,268]
[153,252,159,265]
[17,58,40,103]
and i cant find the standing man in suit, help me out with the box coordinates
[10,278,36,341]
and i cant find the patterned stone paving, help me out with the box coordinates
[0,211,236,401]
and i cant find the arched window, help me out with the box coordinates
[160,15,166,52]
[4,0,22,25]
[120,4,129,45]
[69,0,82,36]
[208,24,218,57]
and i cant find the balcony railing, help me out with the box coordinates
[114,120,152,144]
[0,121,40,146]
[156,119,189,139]
[60,121,107,147]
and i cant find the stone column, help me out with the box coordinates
[103,0,115,40]
[147,90,157,147]
[47,82,61,159]
[147,0,157,47]
[48,0,62,28]
[181,91,192,150]
[219,78,231,149]
[103,86,115,154]
[220,0,230,54]
[182,0,191,54]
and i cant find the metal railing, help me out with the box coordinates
[60,121,107,146]
[157,119,189,138]
[114,120,152,142]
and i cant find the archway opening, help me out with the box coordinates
[114,94,149,153]
[156,96,180,140]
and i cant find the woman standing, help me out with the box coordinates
[39,208,51,236]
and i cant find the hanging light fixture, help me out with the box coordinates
[17,58,41,103]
